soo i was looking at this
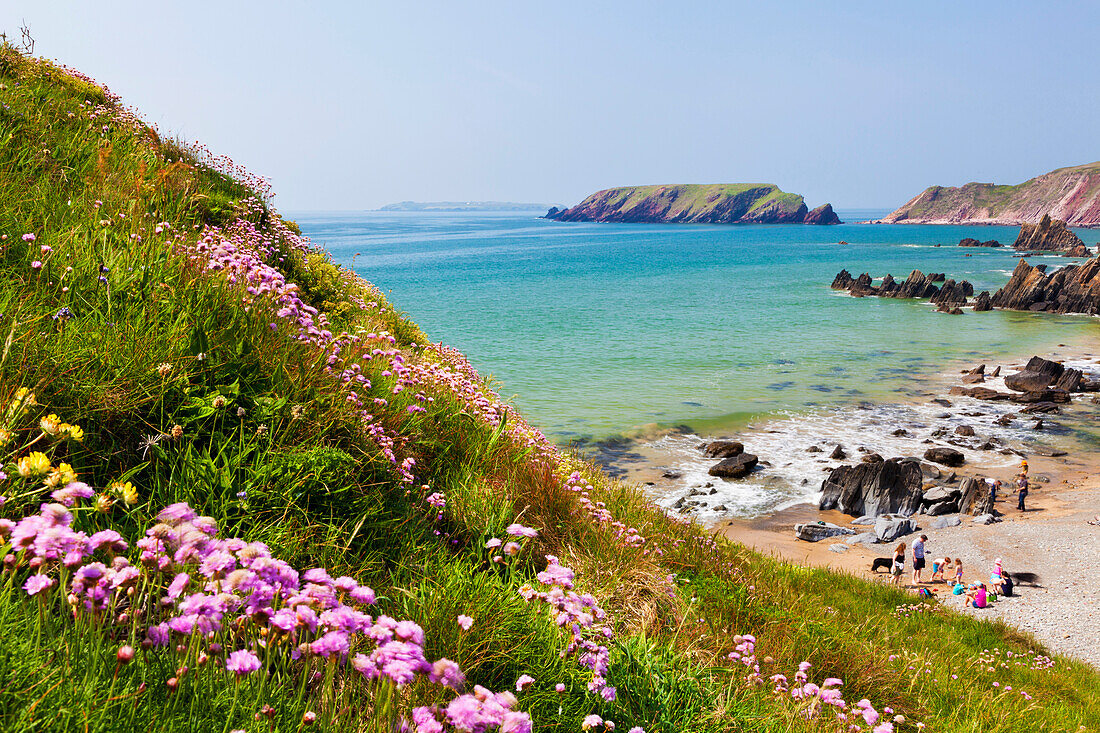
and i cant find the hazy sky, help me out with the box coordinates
[7,2,1100,211]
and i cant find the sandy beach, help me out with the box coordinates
[615,344,1100,668]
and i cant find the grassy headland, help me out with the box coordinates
[546,183,838,224]
[0,42,1098,733]
[879,161,1100,226]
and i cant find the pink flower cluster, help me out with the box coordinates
[0,498,529,731]
[728,635,912,732]
[520,555,616,703]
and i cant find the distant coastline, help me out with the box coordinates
[379,200,563,212]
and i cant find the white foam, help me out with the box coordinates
[643,359,1100,520]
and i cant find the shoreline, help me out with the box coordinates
[597,339,1100,666]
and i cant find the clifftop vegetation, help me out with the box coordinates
[0,41,1098,733]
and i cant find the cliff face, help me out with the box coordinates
[546,184,841,224]
[877,162,1100,226]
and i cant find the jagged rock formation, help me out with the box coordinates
[990,258,1100,314]
[959,238,1002,247]
[831,269,971,306]
[803,203,841,224]
[545,184,841,224]
[819,458,924,517]
[1013,215,1091,256]
[875,161,1100,226]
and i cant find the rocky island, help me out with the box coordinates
[545,183,841,224]
[876,161,1100,226]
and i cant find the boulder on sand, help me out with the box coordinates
[875,515,917,542]
[794,522,856,542]
[819,458,924,517]
[923,447,965,467]
[702,440,744,458]
[708,453,758,479]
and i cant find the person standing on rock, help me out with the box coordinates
[991,479,1001,505]
[912,535,927,584]
[891,542,906,586]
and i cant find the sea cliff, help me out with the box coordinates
[546,184,840,224]
[877,162,1100,226]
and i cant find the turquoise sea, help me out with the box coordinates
[293,210,1100,514]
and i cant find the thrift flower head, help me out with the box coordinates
[457,614,473,630]
[226,649,261,675]
[515,674,535,691]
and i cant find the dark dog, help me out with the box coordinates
[870,557,893,573]
[1011,571,1041,587]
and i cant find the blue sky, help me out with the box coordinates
[7,1,1099,210]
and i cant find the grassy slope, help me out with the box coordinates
[1,45,1099,733]
[895,161,1100,219]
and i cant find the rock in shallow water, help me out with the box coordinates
[702,440,744,458]
[707,453,758,479]
[924,447,965,467]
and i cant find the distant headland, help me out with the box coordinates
[379,201,562,212]
[544,184,841,225]
[875,161,1100,227]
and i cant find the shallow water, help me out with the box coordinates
[294,210,1100,515]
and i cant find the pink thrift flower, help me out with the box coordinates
[22,233,35,242]
[457,614,473,631]
[226,649,261,675]
[515,674,534,691]
[31,261,43,269]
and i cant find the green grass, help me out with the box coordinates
[1,40,1100,733]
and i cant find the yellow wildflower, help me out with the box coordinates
[18,451,51,478]
[0,428,11,446]
[95,494,113,513]
[40,413,62,436]
[45,462,77,488]
[60,423,84,442]
[110,481,138,507]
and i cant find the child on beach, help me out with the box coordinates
[931,556,952,582]
[965,583,989,608]
[953,558,964,585]
[891,543,906,586]
[911,535,927,584]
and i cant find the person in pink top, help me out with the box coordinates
[966,583,988,608]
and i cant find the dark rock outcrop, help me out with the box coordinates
[831,269,974,306]
[702,440,744,458]
[923,447,965,467]
[818,458,923,517]
[1003,356,1064,392]
[991,258,1100,314]
[972,291,993,311]
[959,238,1002,247]
[948,386,1012,401]
[1013,215,1090,256]
[708,453,758,479]
[543,206,562,219]
[804,203,842,225]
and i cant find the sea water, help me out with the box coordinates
[294,210,1100,514]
